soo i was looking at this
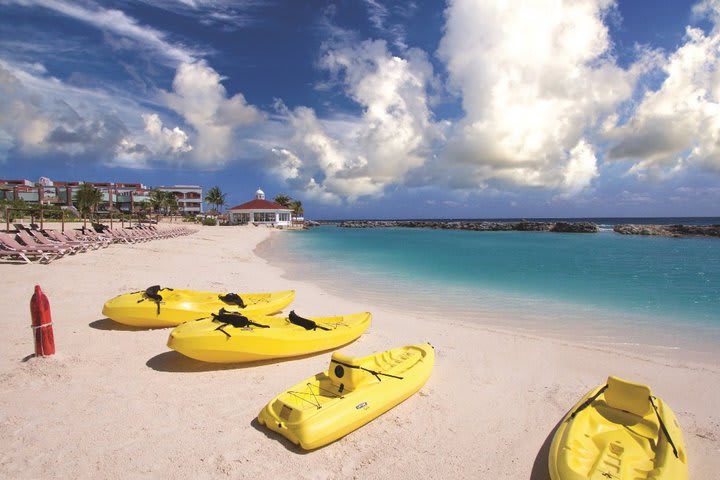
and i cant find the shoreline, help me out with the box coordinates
[1,224,718,479]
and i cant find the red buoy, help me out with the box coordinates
[30,285,55,356]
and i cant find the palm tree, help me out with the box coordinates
[133,199,149,224]
[273,194,292,208]
[75,183,102,228]
[290,200,304,223]
[135,199,149,215]
[163,192,179,217]
[148,189,165,215]
[204,186,226,214]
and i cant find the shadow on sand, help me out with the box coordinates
[250,417,310,455]
[529,417,563,480]
[88,318,163,332]
[145,339,361,373]
[145,350,329,373]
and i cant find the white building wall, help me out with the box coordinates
[228,209,292,226]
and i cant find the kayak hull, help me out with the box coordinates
[258,343,434,449]
[167,312,372,363]
[102,288,295,327]
[549,376,688,480]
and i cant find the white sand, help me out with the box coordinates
[1,224,718,479]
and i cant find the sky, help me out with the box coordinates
[1,0,720,219]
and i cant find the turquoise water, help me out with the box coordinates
[261,225,720,354]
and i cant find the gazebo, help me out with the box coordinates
[227,189,292,227]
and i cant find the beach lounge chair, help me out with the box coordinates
[129,227,157,241]
[107,228,139,243]
[44,229,93,252]
[69,229,107,249]
[0,233,57,263]
[133,225,163,239]
[70,229,111,247]
[90,227,126,244]
[16,230,74,256]
[29,229,84,253]
[123,227,152,241]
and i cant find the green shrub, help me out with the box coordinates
[202,217,217,226]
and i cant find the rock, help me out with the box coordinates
[614,224,720,237]
[515,221,553,231]
[336,220,599,234]
[551,222,599,233]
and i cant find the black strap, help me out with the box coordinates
[288,310,331,331]
[211,308,269,338]
[650,396,679,459]
[330,359,404,382]
[144,285,163,301]
[136,285,174,315]
[570,384,608,419]
[218,293,246,308]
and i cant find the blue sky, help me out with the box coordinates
[1,0,720,219]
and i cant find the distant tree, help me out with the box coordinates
[290,200,304,221]
[0,198,29,222]
[273,194,292,208]
[148,189,165,214]
[164,192,179,216]
[75,183,102,227]
[135,199,150,215]
[204,186,226,214]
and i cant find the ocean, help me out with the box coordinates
[258,218,720,360]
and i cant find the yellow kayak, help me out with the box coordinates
[167,310,372,363]
[102,286,295,327]
[549,375,688,480]
[258,343,434,449]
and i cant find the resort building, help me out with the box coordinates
[154,185,203,215]
[227,189,293,226]
[0,177,203,215]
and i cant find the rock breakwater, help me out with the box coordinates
[613,224,720,237]
[335,220,599,233]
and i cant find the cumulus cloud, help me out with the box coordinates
[437,0,637,193]
[270,146,343,204]
[0,129,14,163]
[606,4,720,179]
[561,140,599,194]
[0,60,192,167]
[142,113,192,155]
[273,39,437,202]
[161,61,264,166]
[693,0,720,22]
[114,113,193,167]
[0,63,51,155]
[275,104,367,202]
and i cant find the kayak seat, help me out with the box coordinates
[602,376,659,439]
[605,376,652,417]
[329,352,372,392]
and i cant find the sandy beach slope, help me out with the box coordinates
[1,224,718,479]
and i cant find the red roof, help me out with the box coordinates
[228,198,291,210]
